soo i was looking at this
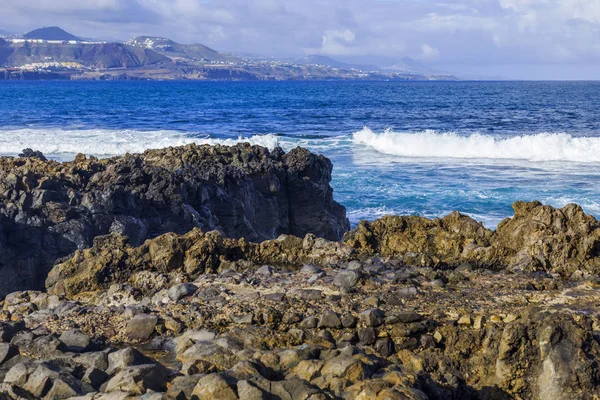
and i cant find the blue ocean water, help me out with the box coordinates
[1,80,600,228]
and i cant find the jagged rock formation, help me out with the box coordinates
[0,143,349,295]
[344,201,600,278]
[46,229,352,298]
[47,200,600,301]
[342,211,492,266]
[8,243,600,399]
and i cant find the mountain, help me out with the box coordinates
[24,27,80,41]
[0,29,11,37]
[382,57,444,75]
[126,36,238,63]
[296,55,379,72]
[0,40,169,69]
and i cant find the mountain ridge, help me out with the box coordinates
[24,26,80,41]
[0,26,458,81]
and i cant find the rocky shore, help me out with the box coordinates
[0,144,349,295]
[0,145,599,399]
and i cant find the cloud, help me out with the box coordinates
[0,0,599,73]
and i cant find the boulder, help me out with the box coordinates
[333,270,361,290]
[104,364,168,395]
[192,373,238,399]
[318,311,342,329]
[59,329,90,353]
[167,283,198,302]
[124,314,157,341]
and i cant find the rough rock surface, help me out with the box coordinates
[49,201,600,299]
[344,201,600,278]
[0,143,349,295]
[3,141,600,399]
[5,251,600,399]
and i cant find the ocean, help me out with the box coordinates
[1,80,599,228]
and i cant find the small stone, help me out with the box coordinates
[4,362,31,386]
[433,331,443,343]
[262,308,282,324]
[230,313,253,325]
[105,364,168,394]
[341,313,357,328]
[307,273,325,284]
[168,283,198,302]
[333,270,361,289]
[490,315,503,323]
[237,379,267,399]
[0,343,18,365]
[292,289,322,301]
[192,373,238,399]
[458,315,472,326]
[420,334,436,349]
[299,316,318,329]
[504,314,518,323]
[125,314,158,341]
[82,367,109,390]
[45,378,81,399]
[430,279,446,288]
[365,297,380,307]
[375,338,395,357]
[318,311,342,329]
[473,315,486,330]
[360,309,385,327]
[358,327,377,345]
[399,337,419,350]
[165,317,184,334]
[282,312,302,324]
[59,329,90,353]
[346,260,363,271]
[395,311,422,323]
[256,265,274,276]
[263,293,285,302]
[106,348,153,375]
[300,264,322,275]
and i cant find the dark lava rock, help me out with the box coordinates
[0,143,349,295]
[17,148,47,161]
[58,329,90,353]
[318,310,342,329]
[0,343,18,365]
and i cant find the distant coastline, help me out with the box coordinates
[0,26,458,81]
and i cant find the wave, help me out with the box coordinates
[353,128,600,163]
[0,129,281,159]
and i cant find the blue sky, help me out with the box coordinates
[2,0,600,79]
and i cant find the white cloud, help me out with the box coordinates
[420,44,440,60]
[0,0,599,70]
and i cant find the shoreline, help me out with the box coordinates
[0,144,599,399]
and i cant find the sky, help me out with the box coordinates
[1,0,600,79]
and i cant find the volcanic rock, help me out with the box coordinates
[0,143,349,295]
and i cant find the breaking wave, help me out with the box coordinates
[0,129,281,159]
[353,127,600,163]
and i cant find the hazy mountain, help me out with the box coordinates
[296,55,379,72]
[24,27,80,41]
[0,29,11,37]
[382,57,445,75]
[0,40,168,69]
[126,36,238,63]
[1,27,458,81]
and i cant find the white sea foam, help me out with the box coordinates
[353,127,600,163]
[0,129,281,159]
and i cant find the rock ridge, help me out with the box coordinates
[0,143,349,295]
